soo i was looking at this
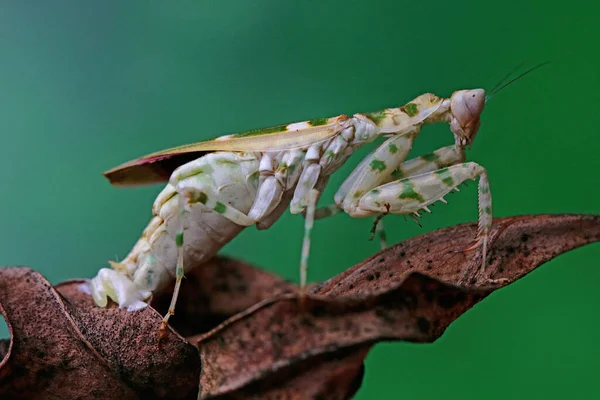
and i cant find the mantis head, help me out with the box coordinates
[449,88,486,146]
[448,62,550,147]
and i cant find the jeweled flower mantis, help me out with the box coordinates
[89,64,547,334]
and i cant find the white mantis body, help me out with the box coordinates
[90,88,492,333]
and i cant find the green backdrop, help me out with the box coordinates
[1,1,599,398]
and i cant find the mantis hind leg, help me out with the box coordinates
[159,195,189,337]
[300,189,319,290]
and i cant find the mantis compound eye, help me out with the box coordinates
[463,89,486,118]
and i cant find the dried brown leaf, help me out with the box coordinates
[0,268,201,399]
[194,214,600,399]
[0,214,597,400]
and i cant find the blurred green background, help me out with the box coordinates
[1,0,599,398]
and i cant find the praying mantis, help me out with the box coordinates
[89,65,544,334]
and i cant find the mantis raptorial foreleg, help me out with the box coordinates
[356,162,492,271]
[335,129,420,214]
[366,145,467,247]
[310,144,477,269]
[313,144,467,252]
[315,144,466,220]
[327,140,490,271]
[368,145,468,239]
[389,145,466,181]
[312,132,420,250]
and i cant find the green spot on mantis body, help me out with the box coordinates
[434,168,454,186]
[278,162,289,174]
[391,168,404,180]
[309,117,329,126]
[214,202,227,214]
[233,123,289,138]
[216,158,237,165]
[403,103,419,117]
[388,143,398,154]
[364,110,387,125]
[480,185,490,194]
[421,152,440,162]
[198,192,208,205]
[370,159,387,172]
[325,150,335,161]
[484,206,492,214]
[176,232,184,247]
[319,207,334,217]
[398,180,425,203]
[146,271,153,285]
